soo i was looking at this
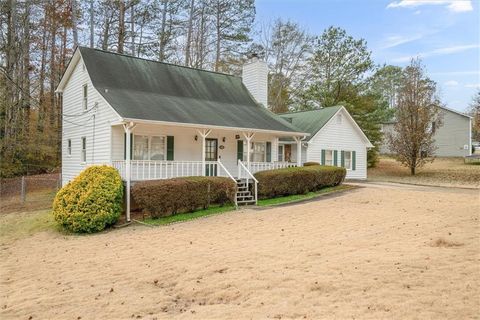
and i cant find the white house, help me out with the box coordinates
[278,107,373,180]
[380,106,472,157]
[56,47,372,220]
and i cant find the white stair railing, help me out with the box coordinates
[237,159,258,205]
[217,160,238,207]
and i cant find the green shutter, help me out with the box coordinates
[167,136,174,160]
[124,133,133,160]
[352,151,356,170]
[333,150,338,166]
[341,151,345,167]
[266,142,272,162]
[321,149,325,165]
[237,140,243,161]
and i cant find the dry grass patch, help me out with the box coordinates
[369,156,480,188]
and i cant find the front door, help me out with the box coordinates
[205,138,218,176]
[284,144,292,162]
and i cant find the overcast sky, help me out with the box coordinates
[256,0,479,112]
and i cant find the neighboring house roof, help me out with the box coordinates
[279,106,373,147]
[279,106,342,140]
[382,105,472,124]
[58,46,304,135]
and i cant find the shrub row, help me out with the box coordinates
[303,161,320,166]
[254,165,346,199]
[132,176,236,218]
[52,165,124,233]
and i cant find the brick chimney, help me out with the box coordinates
[242,53,268,107]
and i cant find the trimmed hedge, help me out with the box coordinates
[132,176,236,218]
[254,165,346,199]
[52,165,124,233]
[303,162,320,166]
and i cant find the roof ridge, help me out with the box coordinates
[78,46,239,79]
[278,105,343,115]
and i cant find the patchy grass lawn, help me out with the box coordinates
[257,184,354,207]
[0,189,57,214]
[142,205,236,226]
[369,156,480,188]
[0,209,57,243]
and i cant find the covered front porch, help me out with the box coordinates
[110,120,305,181]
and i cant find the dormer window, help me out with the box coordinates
[83,84,88,110]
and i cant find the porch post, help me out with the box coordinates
[197,129,211,176]
[123,122,136,222]
[242,132,255,170]
[294,136,305,166]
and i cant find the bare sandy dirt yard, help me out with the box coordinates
[1,183,479,319]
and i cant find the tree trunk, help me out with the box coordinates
[185,0,195,66]
[410,166,415,175]
[214,1,221,72]
[90,0,94,47]
[130,3,135,56]
[158,0,168,61]
[37,6,48,132]
[71,0,78,47]
[118,1,126,53]
[22,0,31,137]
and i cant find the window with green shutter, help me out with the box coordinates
[237,140,243,161]
[266,142,272,162]
[340,150,345,167]
[167,136,174,160]
[321,149,326,165]
[333,150,338,166]
[352,151,356,170]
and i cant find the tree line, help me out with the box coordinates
[1,0,477,177]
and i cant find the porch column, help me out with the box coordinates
[123,122,136,222]
[242,132,255,170]
[197,129,211,176]
[293,136,305,166]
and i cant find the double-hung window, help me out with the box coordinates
[344,151,352,169]
[243,141,266,162]
[133,135,166,160]
[81,137,86,163]
[325,150,333,165]
[278,145,284,162]
[82,84,88,110]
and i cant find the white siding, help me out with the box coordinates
[61,57,121,185]
[111,123,283,177]
[380,109,471,157]
[306,109,369,180]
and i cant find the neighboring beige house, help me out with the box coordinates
[380,106,472,157]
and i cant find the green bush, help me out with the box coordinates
[254,165,346,199]
[52,165,124,233]
[303,162,320,166]
[132,176,236,218]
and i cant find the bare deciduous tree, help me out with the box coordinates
[387,59,443,175]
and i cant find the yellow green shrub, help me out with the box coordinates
[52,165,123,233]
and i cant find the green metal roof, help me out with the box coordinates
[279,106,342,141]
[79,47,301,133]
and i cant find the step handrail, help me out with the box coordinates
[238,159,258,205]
[217,159,238,207]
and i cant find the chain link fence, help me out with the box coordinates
[0,173,61,214]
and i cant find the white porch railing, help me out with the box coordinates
[111,160,235,181]
[248,161,298,174]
